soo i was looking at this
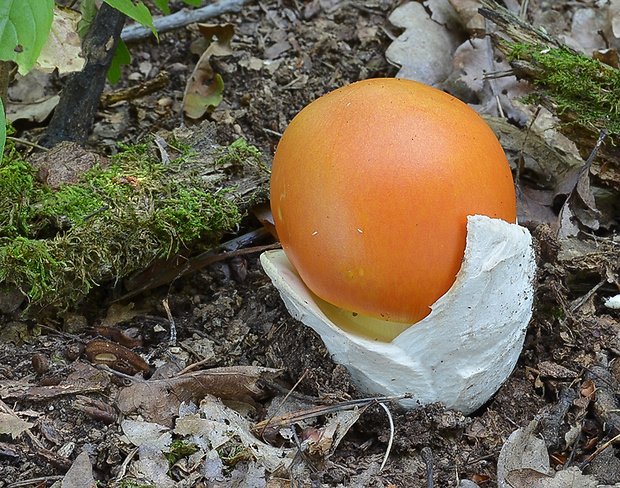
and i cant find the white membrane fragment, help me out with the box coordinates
[604,295,620,309]
[261,215,536,414]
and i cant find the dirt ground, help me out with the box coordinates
[2,0,620,487]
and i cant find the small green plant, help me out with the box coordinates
[0,0,206,150]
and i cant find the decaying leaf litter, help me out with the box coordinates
[2,0,620,486]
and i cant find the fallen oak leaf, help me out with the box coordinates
[116,365,282,427]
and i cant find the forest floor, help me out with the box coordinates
[1,1,620,487]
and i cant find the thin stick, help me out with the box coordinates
[162,296,176,344]
[7,136,49,151]
[257,369,310,439]
[579,431,620,469]
[421,446,434,488]
[121,0,253,43]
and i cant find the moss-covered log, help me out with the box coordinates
[479,0,620,191]
[0,124,269,310]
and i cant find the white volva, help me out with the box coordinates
[261,215,536,415]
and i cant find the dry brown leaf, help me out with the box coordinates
[0,412,33,439]
[117,366,282,427]
[35,6,85,74]
[61,450,96,488]
[0,362,109,402]
[556,166,601,238]
[448,0,486,37]
[183,23,234,119]
[505,467,597,488]
[386,1,459,85]
[85,339,149,375]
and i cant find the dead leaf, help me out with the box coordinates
[386,1,460,85]
[0,412,33,439]
[85,339,149,375]
[183,23,234,119]
[302,409,362,458]
[505,467,597,488]
[448,0,486,36]
[174,395,295,473]
[129,444,175,488]
[5,95,60,124]
[498,419,597,487]
[497,419,550,488]
[444,38,529,120]
[92,322,143,348]
[61,450,96,488]
[556,165,601,239]
[36,6,85,74]
[0,362,109,402]
[117,366,282,426]
[121,419,172,451]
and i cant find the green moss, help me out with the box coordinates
[506,43,620,135]
[119,480,155,488]
[217,137,264,168]
[166,440,199,467]
[0,135,261,309]
[0,159,42,237]
[0,237,64,301]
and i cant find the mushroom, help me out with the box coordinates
[262,78,535,414]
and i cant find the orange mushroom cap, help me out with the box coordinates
[270,78,516,325]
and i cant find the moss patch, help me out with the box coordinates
[506,43,620,135]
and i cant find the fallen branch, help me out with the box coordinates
[121,0,254,43]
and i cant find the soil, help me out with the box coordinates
[2,1,620,487]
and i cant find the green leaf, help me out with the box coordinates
[184,73,224,119]
[103,0,157,39]
[183,0,202,6]
[107,38,131,84]
[0,98,5,159]
[154,0,170,15]
[0,0,54,75]
[78,0,97,38]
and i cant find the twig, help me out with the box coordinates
[113,446,139,482]
[121,0,254,43]
[258,369,310,439]
[564,417,585,468]
[421,446,434,488]
[262,127,283,138]
[176,356,215,375]
[252,395,406,436]
[570,279,605,313]
[162,296,177,344]
[6,136,49,151]
[118,228,278,301]
[7,476,64,488]
[100,71,170,107]
[578,431,620,470]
